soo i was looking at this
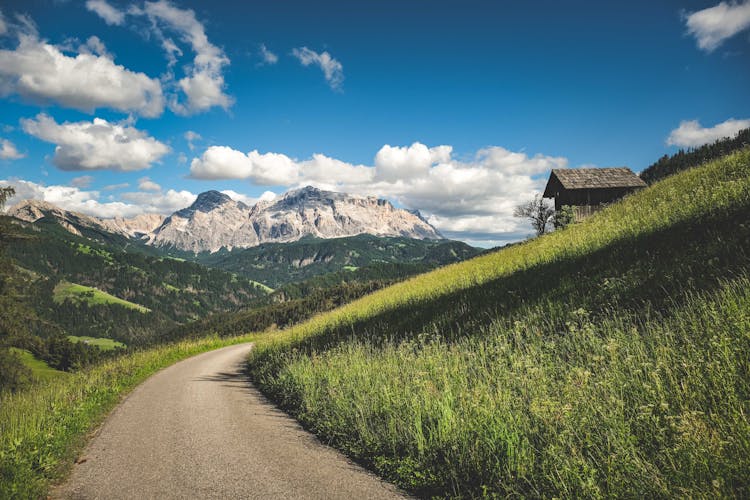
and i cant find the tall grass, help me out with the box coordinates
[0,334,254,498]
[248,149,750,497]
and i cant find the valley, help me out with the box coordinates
[1,138,749,498]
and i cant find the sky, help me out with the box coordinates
[0,0,748,246]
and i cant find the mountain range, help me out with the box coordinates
[8,186,442,253]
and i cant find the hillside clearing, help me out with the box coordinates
[67,336,126,351]
[53,282,150,313]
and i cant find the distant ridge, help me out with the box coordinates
[8,186,442,253]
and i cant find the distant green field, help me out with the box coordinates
[53,282,150,313]
[67,336,126,351]
[10,348,67,382]
[251,280,274,293]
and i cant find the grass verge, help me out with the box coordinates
[0,334,254,498]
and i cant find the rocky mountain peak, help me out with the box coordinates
[189,190,237,213]
[9,187,443,254]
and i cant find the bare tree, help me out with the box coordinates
[0,186,14,211]
[514,193,554,236]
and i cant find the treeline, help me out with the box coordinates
[199,234,479,288]
[0,217,270,345]
[640,127,750,184]
[168,278,405,340]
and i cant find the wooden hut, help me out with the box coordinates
[543,167,646,220]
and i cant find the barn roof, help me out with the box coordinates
[544,167,646,196]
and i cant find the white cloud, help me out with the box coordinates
[685,1,750,52]
[667,118,750,147]
[189,146,301,185]
[220,189,276,206]
[0,29,164,117]
[119,188,196,213]
[375,143,452,181]
[138,176,161,191]
[102,182,130,191]
[184,130,201,150]
[1,178,197,217]
[141,0,232,114]
[70,175,94,188]
[21,113,170,171]
[259,44,278,65]
[85,0,125,26]
[0,138,24,159]
[188,142,569,242]
[78,35,110,58]
[291,47,344,90]
[2,178,141,217]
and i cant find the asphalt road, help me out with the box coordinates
[54,343,406,499]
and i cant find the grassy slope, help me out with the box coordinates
[53,282,150,313]
[247,149,750,497]
[9,348,68,382]
[0,334,256,498]
[67,336,126,351]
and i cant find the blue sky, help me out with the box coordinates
[0,0,749,245]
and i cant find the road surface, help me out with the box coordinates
[54,343,406,499]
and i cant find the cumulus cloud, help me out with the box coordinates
[2,178,142,217]
[0,28,164,116]
[220,189,276,206]
[189,142,569,242]
[0,138,24,159]
[70,175,94,188]
[138,176,161,191]
[119,188,196,213]
[1,178,197,217]
[259,44,278,65]
[189,146,301,185]
[685,1,750,52]
[85,0,125,26]
[375,143,452,181]
[667,118,750,147]
[291,47,344,90]
[139,0,232,114]
[21,113,170,171]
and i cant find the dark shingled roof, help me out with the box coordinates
[546,167,646,191]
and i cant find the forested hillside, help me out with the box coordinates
[197,234,479,288]
[640,126,749,184]
[0,215,269,352]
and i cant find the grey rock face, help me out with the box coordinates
[150,186,442,253]
[8,187,442,253]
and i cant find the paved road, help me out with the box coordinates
[54,343,406,499]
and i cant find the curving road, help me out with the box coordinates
[54,343,406,499]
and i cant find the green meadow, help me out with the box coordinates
[53,282,150,313]
[247,149,750,497]
[9,349,68,383]
[66,336,126,351]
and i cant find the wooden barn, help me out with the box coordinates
[543,167,646,219]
